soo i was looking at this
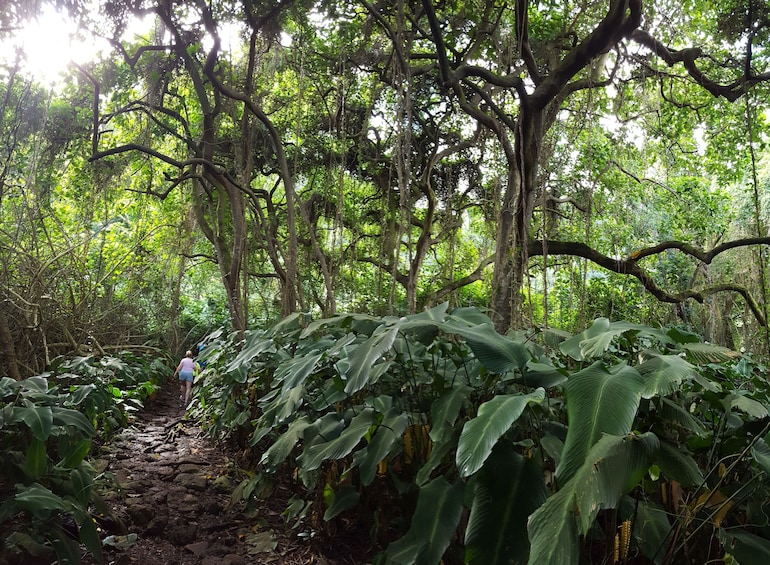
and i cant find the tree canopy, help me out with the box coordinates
[1,0,770,370]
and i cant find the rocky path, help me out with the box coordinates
[88,382,332,565]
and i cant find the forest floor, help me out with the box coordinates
[85,381,372,565]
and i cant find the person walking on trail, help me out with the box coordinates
[173,350,196,407]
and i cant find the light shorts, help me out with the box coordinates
[179,370,194,382]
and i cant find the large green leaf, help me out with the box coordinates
[619,496,671,565]
[385,476,465,565]
[440,318,529,373]
[752,438,770,475]
[638,352,696,398]
[323,484,360,521]
[515,361,567,389]
[353,408,408,486]
[558,318,615,361]
[70,467,93,507]
[15,483,71,516]
[337,326,398,395]
[51,407,96,438]
[528,433,659,565]
[73,507,103,562]
[16,405,53,441]
[24,437,48,480]
[465,442,547,565]
[681,342,740,364]
[297,408,375,471]
[720,529,770,563]
[429,385,471,444]
[59,439,92,469]
[456,389,545,477]
[656,440,704,487]
[275,352,322,396]
[260,416,312,471]
[660,397,708,437]
[725,393,769,419]
[556,362,644,484]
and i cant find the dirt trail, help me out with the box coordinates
[89,382,331,565]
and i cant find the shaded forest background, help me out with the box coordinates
[1,0,770,375]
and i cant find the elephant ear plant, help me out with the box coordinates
[195,307,770,564]
[0,353,166,564]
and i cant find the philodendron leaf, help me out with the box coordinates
[726,393,769,419]
[24,438,48,480]
[337,326,398,395]
[528,433,659,565]
[656,440,704,487]
[51,407,96,438]
[275,352,323,397]
[323,484,360,521]
[440,318,529,374]
[752,438,770,475]
[465,441,547,565]
[385,476,465,565]
[556,362,644,484]
[456,389,545,478]
[16,405,53,442]
[719,529,770,564]
[260,416,311,471]
[681,342,740,364]
[297,409,375,471]
[638,352,696,398]
[353,408,408,486]
[558,318,614,361]
[15,483,71,517]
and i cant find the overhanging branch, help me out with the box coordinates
[530,238,770,326]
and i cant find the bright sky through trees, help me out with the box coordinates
[0,5,107,85]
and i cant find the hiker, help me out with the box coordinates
[173,350,196,407]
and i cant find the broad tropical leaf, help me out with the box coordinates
[323,484,360,521]
[24,438,47,480]
[638,352,696,398]
[337,326,398,394]
[15,484,71,517]
[260,416,312,471]
[51,407,96,438]
[681,342,740,364]
[456,389,545,477]
[465,441,547,565]
[656,440,704,487]
[275,352,323,396]
[619,496,671,565]
[528,433,659,565]
[515,361,567,389]
[439,320,530,374]
[725,393,769,419]
[720,529,770,563]
[660,397,708,437]
[16,405,53,442]
[385,477,465,565]
[429,385,471,444]
[752,438,770,475]
[556,362,644,484]
[353,408,408,486]
[297,409,375,471]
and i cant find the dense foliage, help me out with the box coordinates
[0,354,167,563]
[191,307,770,564]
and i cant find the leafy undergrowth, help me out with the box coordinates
[191,306,770,565]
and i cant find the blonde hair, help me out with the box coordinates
[186,350,193,357]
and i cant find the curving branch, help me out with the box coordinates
[631,29,770,102]
[529,238,770,326]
